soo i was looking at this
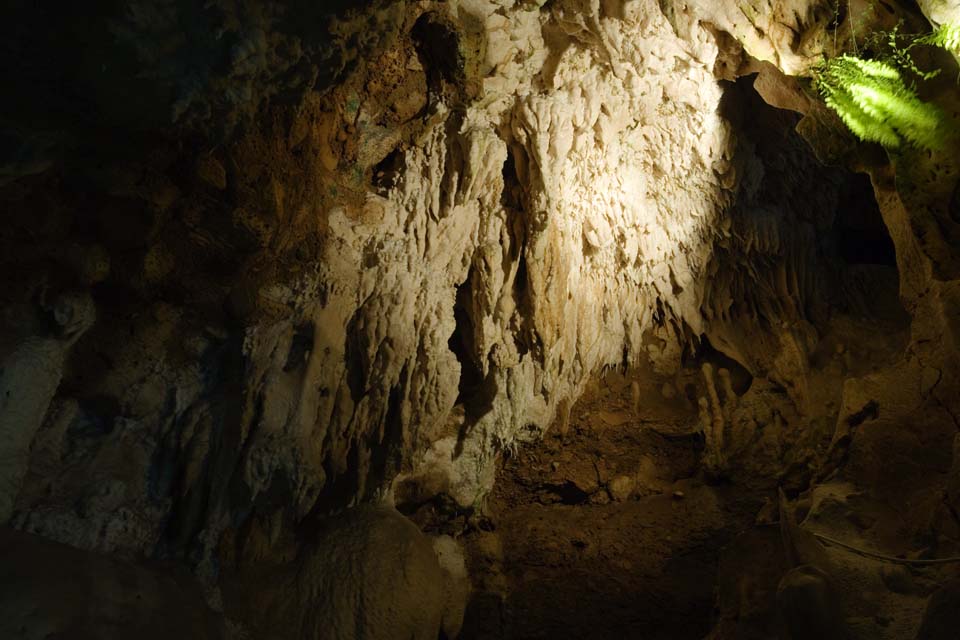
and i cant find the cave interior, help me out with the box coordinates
[2,1,960,639]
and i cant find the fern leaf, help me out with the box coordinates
[815,51,947,151]
[823,84,902,147]
[921,23,960,54]
[845,56,900,80]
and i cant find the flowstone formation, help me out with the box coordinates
[1,0,959,638]
[2,0,764,558]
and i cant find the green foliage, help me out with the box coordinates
[815,55,945,149]
[814,21,958,151]
[868,23,943,82]
[919,23,960,55]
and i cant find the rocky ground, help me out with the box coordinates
[455,302,959,640]
[461,368,742,640]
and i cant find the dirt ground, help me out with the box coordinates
[458,366,767,640]
[456,300,960,640]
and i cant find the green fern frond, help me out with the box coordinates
[848,82,940,129]
[846,56,901,80]
[814,55,946,151]
[823,85,901,147]
[920,23,960,54]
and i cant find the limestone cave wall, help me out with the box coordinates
[2,0,960,637]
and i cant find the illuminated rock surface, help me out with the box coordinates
[1,0,959,638]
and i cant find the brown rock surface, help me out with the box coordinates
[1,0,959,637]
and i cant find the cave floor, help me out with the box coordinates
[459,368,766,640]
[455,300,938,640]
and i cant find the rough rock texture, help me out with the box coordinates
[433,534,472,639]
[1,0,960,637]
[2,0,801,560]
[457,367,728,639]
[0,292,95,520]
[221,504,462,640]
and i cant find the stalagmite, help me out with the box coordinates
[0,292,95,521]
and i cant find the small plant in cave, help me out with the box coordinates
[813,21,958,151]
[919,22,960,55]
[814,54,945,149]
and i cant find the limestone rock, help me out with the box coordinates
[226,505,463,640]
[0,292,95,522]
[432,534,471,639]
[608,475,635,502]
[0,8,958,640]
